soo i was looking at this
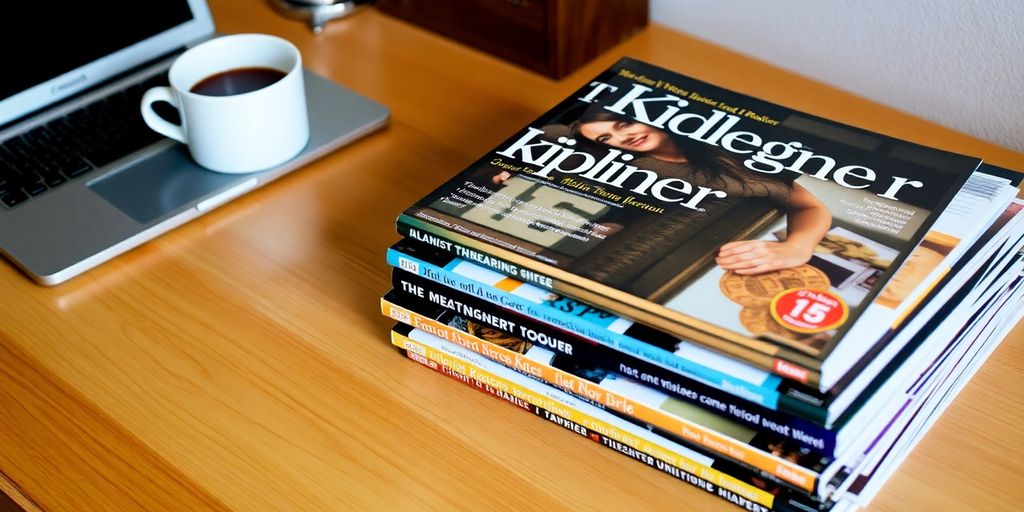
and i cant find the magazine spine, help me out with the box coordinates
[383,299,821,493]
[387,243,784,411]
[392,330,785,512]
[397,214,824,383]
[391,269,836,453]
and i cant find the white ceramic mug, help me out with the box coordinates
[140,33,310,174]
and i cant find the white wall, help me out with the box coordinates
[650,0,1024,153]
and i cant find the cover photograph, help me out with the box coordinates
[398,57,981,387]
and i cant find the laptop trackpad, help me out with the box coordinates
[89,145,244,224]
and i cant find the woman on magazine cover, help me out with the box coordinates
[566,110,832,277]
[488,109,831,287]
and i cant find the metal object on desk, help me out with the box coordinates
[270,0,373,34]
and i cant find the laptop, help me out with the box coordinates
[0,0,389,285]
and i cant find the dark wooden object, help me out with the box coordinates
[0,492,25,512]
[375,0,649,79]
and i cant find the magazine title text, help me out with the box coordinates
[495,79,923,211]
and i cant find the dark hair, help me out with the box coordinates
[568,110,753,190]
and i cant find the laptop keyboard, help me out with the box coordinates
[0,73,175,209]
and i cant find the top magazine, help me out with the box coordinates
[397,57,981,391]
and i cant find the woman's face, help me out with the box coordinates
[578,119,669,153]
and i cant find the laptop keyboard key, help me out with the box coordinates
[1,190,28,207]
[23,181,47,196]
[0,161,15,184]
[64,161,93,178]
[81,143,120,168]
[44,174,67,188]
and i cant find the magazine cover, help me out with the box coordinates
[398,57,981,379]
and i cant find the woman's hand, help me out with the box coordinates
[718,183,832,274]
[716,239,815,275]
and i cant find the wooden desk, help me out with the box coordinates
[3,2,1022,510]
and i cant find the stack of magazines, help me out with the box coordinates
[380,57,1024,511]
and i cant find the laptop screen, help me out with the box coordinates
[0,0,215,128]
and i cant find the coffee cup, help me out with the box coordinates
[140,33,309,174]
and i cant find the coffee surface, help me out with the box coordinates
[190,67,286,96]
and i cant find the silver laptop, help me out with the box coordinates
[0,0,388,285]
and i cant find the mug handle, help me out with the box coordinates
[140,87,186,143]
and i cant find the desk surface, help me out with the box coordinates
[3,2,1023,511]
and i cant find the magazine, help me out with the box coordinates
[391,324,835,512]
[386,211,1024,502]
[384,223,1024,459]
[831,259,1024,506]
[382,291,836,492]
[388,269,837,454]
[397,57,985,390]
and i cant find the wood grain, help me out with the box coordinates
[1,2,1022,511]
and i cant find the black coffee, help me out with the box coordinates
[190,67,286,96]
